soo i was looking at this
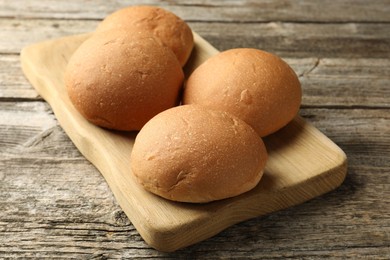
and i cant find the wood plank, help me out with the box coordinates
[0,106,82,159]
[0,105,388,257]
[1,18,389,58]
[0,19,97,54]
[1,0,389,22]
[2,51,389,108]
[19,33,347,252]
[296,58,390,108]
[191,22,390,58]
[0,101,56,154]
[0,55,41,100]
[300,108,390,168]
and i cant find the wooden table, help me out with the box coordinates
[1,1,389,258]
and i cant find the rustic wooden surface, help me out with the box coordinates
[20,32,347,252]
[0,0,389,258]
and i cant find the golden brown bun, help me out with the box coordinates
[130,105,268,203]
[96,5,194,67]
[183,48,302,137]
[65,29,184,131]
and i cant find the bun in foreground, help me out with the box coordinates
[130,105,268,203]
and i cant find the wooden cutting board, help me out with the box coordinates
[20,32,347,252]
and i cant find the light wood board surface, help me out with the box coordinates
[20,32,347,252]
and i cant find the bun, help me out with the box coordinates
[183,48,302,137]
[65,29,184,131]
[130,105,268,203]
[96,5,194,66]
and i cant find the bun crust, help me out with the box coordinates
[96,5,194,66]
[65,29,184,131]
[130,105,267,203]
[183,48,302,137]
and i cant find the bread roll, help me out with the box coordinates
[183,48,302,137]
[96,5,194,66]
[65,29,184,131]
[130,105,268,203]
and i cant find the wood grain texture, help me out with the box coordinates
[3,53,389,108]
[1,0,389,22]
[0,55,41,100]
[1,18,389,58]
[1,0,389,258]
